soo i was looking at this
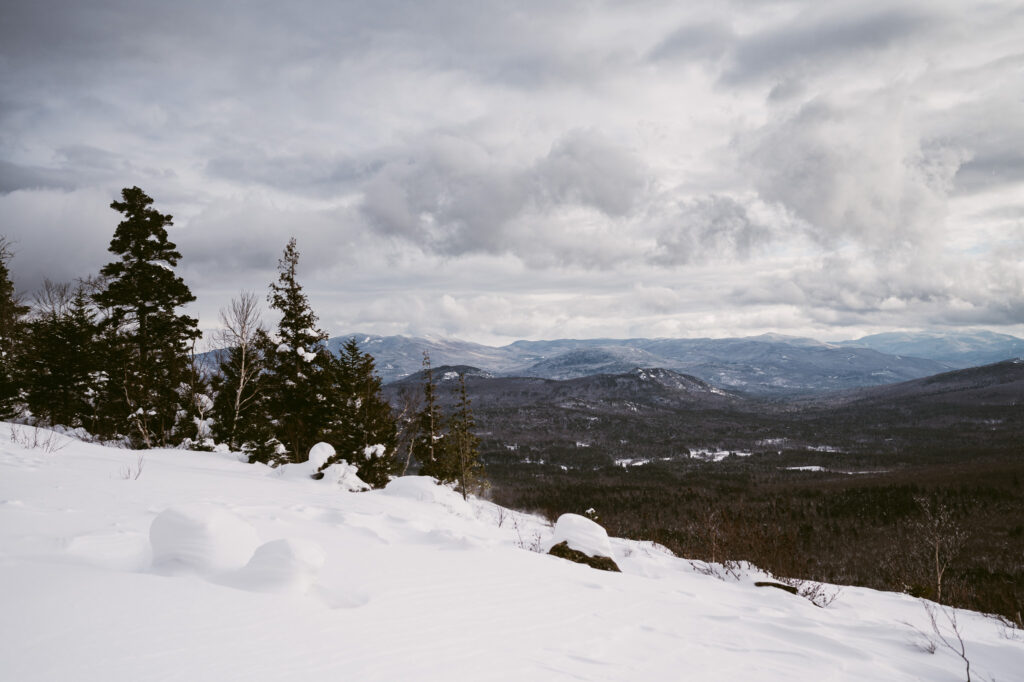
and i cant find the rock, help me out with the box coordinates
[548,541,621,572]
[754,581,798,595]
[549,513,615,559]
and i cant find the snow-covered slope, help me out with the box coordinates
[1,425,1021,681]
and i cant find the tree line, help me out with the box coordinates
[0,186,483,494]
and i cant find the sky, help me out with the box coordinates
[1,0,1023,346]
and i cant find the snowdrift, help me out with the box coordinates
[1,423,1022,681]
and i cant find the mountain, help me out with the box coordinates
[387,365,743,413]
[338,333,951,394]
[823,358,1024,408]
[836,330,1024,368]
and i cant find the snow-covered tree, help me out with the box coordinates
[320,337,398,488]
[93,187,200,447]
[261,238,332,463]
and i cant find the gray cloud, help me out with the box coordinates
[722,4,938,85]
[359,129,649,266]
[651,195,776,265]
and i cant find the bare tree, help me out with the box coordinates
[213,292,265,450]
[905,601,973,682]
[912,496,968,605]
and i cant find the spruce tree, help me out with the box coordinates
[93,187,200,447]
[321,337,398,487]
[0,238,28,419]
[448,372,485,500]
[262,238,332,463]
[414,352,451,481]
[21,280,102,428]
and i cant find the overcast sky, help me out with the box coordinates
[2,0,1022,345]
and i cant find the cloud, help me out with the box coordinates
[722,4,939,85]
[738,95,969,251]
[358,129,650,266]
[650,195,777,265]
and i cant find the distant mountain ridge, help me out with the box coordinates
[835,330,1024,368]
[328,331,1024,394]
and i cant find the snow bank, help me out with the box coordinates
[223,538,326,594]
[382,476,472,516]
[548,513,614,559]
[150,504,260,573]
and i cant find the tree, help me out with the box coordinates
[448,372,485,500]
[262,238,332,463]
[321,337,398,488]
[21,280,102,428]
[413,352,449,480]
[911,496,968,605]
[93,187,200,447]
[0,238,28,419]
[210,292,268,452]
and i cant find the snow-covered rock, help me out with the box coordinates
[548,513,614,559]
[307,442,335,469]
[382,476,473,517]
[321,461,370,492]
[149,504,260,573]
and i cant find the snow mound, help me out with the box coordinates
[307,442,335,469]
[150,504,260,573]
[224,538,327,594]
[382,476,472,516]
[548,513,614,559]
[321,461,370,492]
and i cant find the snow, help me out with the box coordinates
[307,441,335,469]
[1,423,1022,681]
[150,504,261,573]
[548,513,614,559]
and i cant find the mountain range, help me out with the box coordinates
[333,330,1024,394]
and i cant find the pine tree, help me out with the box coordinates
[0,238,28,419]
[414,352,451,481]
[448,372,485,500]
[321,337,398,488]
[21,280,102,428]
[93,187,200,447]
[262,238,332,463]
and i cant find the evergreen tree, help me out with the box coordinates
[262,238,332,463]
[93,187,200,447]
[21,280,102,428]
[448,372,485,500]
[321,337,398,488]
[414,352,451,481]
[0,238,28,419]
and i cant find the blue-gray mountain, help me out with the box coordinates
[331,331,1023,394]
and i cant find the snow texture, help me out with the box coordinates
[1,423,1022,682]
[548,513,614,559]
[150,504,260,573]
